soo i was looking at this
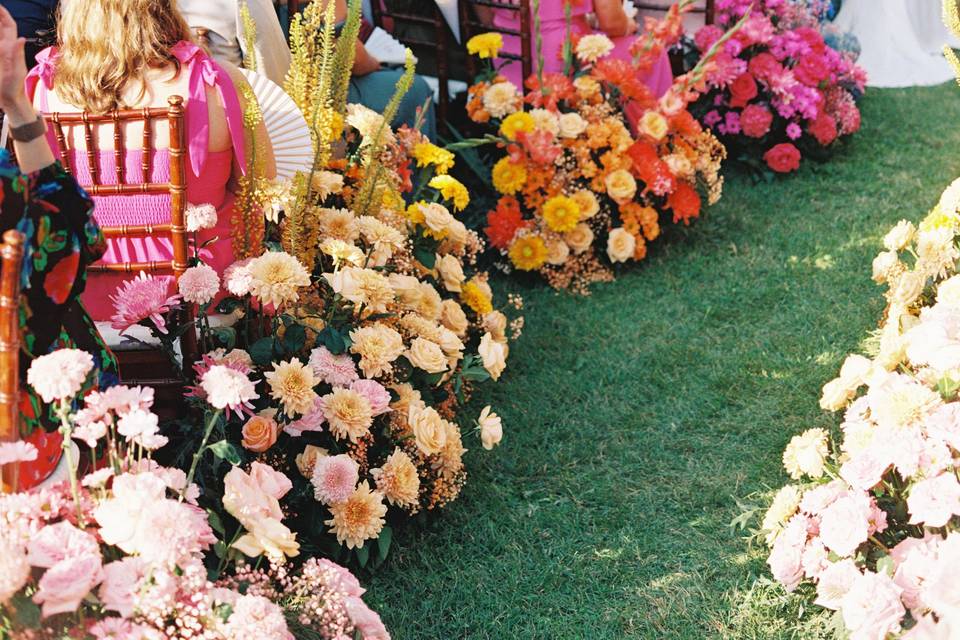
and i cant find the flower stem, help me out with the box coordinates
[183,410,222,500]
[56,399,84,526]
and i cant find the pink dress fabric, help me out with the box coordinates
[493,1,674,97]
[25,42,246,321]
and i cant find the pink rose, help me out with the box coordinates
[814,559,861,610]
[33,554,104,617]
[840,571,905,640]
[741,104,774,138]
[819,493,871,557]
[767,514,808,591]
[249,462,293,501]
[763,143,801,173]
[839,450,889,492]
[317,558,365,597]
[27,521,100,568]
[284,396,326,437]
[908,473,960,528]
[891,536,939,611]
[346,596,391,640]
[99,557,149,618]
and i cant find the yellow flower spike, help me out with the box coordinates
[466,32,504,59]
[491,157,527,196]
[508,235,548,271]
[428,175,470,211]
[542,195,582,233]
[499,112,535,141]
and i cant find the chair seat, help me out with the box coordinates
[96,309,244,353]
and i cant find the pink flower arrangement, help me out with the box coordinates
[687,3,865,175]
[312,454,360,505]
[109,271,182,334]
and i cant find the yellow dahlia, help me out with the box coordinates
[321,387,374,442]
[265,358,319,417]
[460,279,494,315]
[428,175,470,211]
[466,32,503,59]
[542,195,581,233]
[325,482,387,549]
[371,449,421,509]
[349,324,406,378]
[508,235,548,271]
[499,112,535,141]
[247,251,311,308]
[492,157,527,195]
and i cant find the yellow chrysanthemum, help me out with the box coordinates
[542,195,581,233]
[371,449,421,509]
[405,201,427,225]
[264,358,319,417]
[500,112,535,141]
[412,142,455,175]
[920,204,960,232]
[466,32,503,59]
[325,482,387,550]
[492,157,527,195]
[508,235,548,271]
[428,175,470,211]
[460,279,494,315]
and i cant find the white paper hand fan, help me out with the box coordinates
[240,69,315,180]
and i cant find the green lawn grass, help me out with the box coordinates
[362,84,960,639]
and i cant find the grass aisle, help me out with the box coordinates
[363,85,960,639]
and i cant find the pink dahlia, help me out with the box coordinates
[110,271,182,335]
[178,264,220,306]
[350,379,391,416]
[311,454,359,505]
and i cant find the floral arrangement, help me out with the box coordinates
[754,180,960,638]
[104,1,521,567]
[0,349,387,639]
[461,2,727,292]
[683,0,865,175]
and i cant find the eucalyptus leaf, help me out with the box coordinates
[209,440,241,466]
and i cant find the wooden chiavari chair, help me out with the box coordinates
[369,1,455,126]
[459,0,532,93]
[42,95,198,393]
[0,230,25,493]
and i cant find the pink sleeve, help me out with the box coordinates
[170,41,248,178]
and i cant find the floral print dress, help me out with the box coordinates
[0,149,118,488]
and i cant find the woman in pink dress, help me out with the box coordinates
[26,0,274,322]
[492,0,674,96]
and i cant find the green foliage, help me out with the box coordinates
[358,86,960,638]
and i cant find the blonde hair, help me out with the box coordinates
[55,0,193,113]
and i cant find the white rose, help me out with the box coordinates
[436,254,465,293]
[558,112,588,139]
[606,228,636,263]
[938,275,960,306]
[479,332,507,381]
[819,377,853,412]
[478,406,503,450]
[406,338,448,374]
[871,251,902,284]
[891,270,926,307]
[883,220,916,252]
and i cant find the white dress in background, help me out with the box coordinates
[833,0,956,88]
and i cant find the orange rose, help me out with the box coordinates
[242,414,279,453]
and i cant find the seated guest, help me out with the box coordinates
[26,0,275,322]
[4,0,58,69]
[0,5,118,488]
[177,0,292,86]
[490,0,674,97]
[322,0,437,140]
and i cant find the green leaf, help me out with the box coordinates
[216,296,245,314]
[10,592,41,628]
[319,326,347,354]
[212,326,237,351]
[355,543,370,567]
[377,525,392,562]
[207,509,226,535]
[283,323,307,353]
[414,247,437,270]
[250,337,276,366]
[876,554,895,577]
[213,540,228,559]
[209,440,241,466]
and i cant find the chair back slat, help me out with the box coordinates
[460,0,533,91]
[50,114,72,174]
[82,115,99,185]
[0,230,25,494]
[113,112,125,185]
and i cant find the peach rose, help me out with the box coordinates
[483,310,508,343]
[406,338,448,374]
[604,170,637,205]
[545,238,570,265]
[479,332,507,380]
[408,403,447,455]
[436,254,465,293]
[565,223,595,254]
[242,413,279,453]
[572,189,600,219]
[606,228,637,263]
[441,299,469,336]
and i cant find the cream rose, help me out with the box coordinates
[436,254,465,292]
[479,332,507,380]
[406,338,448,374]
[883,220,916,252]
[819,377,853,411]
[478,406,503,450]
[529,108,560,135]
[483,310,508,343]
[565,223,595,254]
[871,251,903,284]
[604,170,637,205]
[422,202,455,236]
[545,238,570,265]
[441,299,470,336]
[558,112,588,139]
[606,228,636,263]
[891,270,926,306]
[938,275,960,306]
[408,404,447,455]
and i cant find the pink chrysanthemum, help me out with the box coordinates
[224,258,254,297]
[222,594,294,640]
[0,441,38,466]
[309,346,359,387]
[199,365,259,416]
[178,264,220,306]
[27,348,94,403]
[110,271,182,335]
[311,454,359,505]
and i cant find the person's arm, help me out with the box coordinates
[0,6,54,174]
[592,0,637,38]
